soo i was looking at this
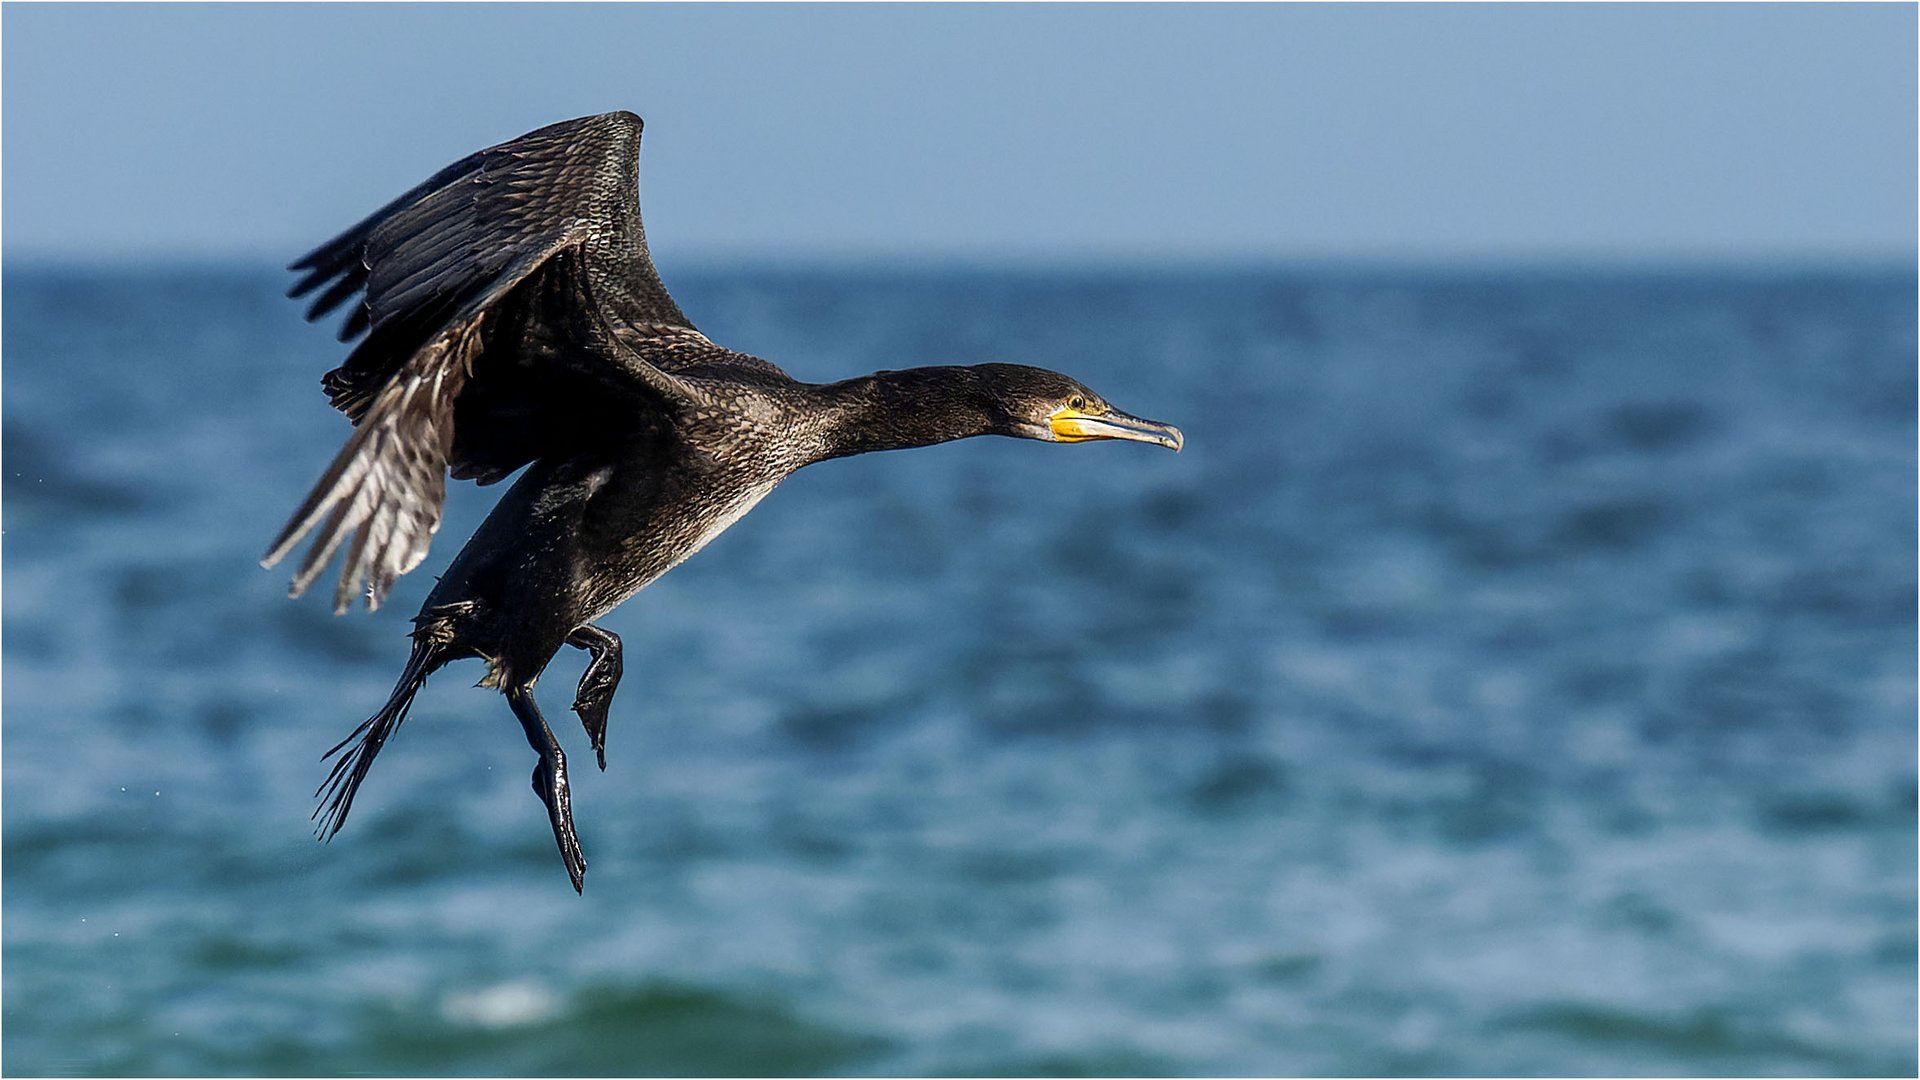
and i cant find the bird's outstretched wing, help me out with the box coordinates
[264,111,700,612]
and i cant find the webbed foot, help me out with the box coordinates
[567,624,623,771]
[508,685,588,893]
[530,750,586,893]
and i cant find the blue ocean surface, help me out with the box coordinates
[3,264,1914,1077]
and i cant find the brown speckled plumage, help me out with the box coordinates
[265,112,1182,891]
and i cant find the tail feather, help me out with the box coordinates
[313,636,442,840]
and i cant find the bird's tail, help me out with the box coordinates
[313,631,446,840]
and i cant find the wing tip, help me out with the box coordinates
[261,533,298,571]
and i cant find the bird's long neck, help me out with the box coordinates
[814,366,1002,460]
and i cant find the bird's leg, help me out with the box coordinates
[506,685,587,893]
[565,624,623,771]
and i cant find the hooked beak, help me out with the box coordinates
[1048,405,1184,451]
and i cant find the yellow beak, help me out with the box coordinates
[1048,406,1184,451]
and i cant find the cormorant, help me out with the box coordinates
[264,112,1182,891]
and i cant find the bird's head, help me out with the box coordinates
[974,364,1184,451]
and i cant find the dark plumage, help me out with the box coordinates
[265,112,1182,891]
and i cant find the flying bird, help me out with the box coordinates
[265,112,1182,891]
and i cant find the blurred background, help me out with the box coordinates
[4,4,1914,1076]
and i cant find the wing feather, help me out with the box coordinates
[268,112,702,611]
[263,317,478,612]
[299,111,691,349]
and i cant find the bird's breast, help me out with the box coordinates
[582,472,781,622]
[677,477,779,566]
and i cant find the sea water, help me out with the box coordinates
[3,265,1914,1076]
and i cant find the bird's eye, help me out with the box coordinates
[1068,394,1086,411]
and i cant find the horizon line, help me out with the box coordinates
[5,248,1914,278]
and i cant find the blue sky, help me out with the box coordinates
[4,3,1913,265]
